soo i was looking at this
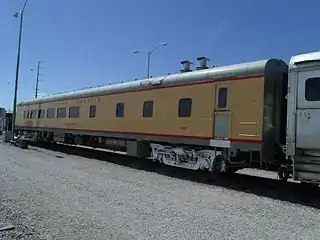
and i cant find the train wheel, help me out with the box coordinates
[212,156,225,173]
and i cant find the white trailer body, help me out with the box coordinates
[287,51,320,183]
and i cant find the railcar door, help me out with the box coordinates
[296,70,320,150]
[213,84,231,143]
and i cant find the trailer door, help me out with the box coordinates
[296,70,320,149]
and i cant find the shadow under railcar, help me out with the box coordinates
[29,142,320,210]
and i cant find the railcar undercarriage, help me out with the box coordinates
[19,129,296,181]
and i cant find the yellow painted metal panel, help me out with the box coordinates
[16,76,264,142]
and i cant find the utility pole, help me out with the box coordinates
[34,61,41,99]
[31,60,43,99]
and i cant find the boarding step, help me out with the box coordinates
[294,155,320,184]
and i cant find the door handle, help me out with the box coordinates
[304,112,311,119]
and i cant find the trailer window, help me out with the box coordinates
[218,87,228,108]
[57,108,66,118]
[30,110,37,119]
[178,98,192,117]
[47,108,55,118]
[89,105,96,118]
[38,109,45,118]
[69,107,80,118]
[116,103,124,117]
[143,101,153,118]
[305,77,320,101]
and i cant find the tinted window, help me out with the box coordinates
[89,105,96,118]
[178,98,192,117]
[69,107,80,118]
[305,77,320,101]
[116,103,124,117]
[57,108,66,118]
[30,110,37,119]
[47,108,55,118]
[218,87,228,108]
[143,101,153,117]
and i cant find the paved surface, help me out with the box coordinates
[0,143,319,240]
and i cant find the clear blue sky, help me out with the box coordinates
[1,0,319,110]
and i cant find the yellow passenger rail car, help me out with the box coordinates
[16,58,288,173]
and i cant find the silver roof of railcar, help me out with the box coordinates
[289,51,320,69]
[18,59,277,106]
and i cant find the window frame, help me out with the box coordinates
[116,102,124,118]
[47,108,55,118]
[143,100,154,118]
[69,106,80,118]
[89,105,96,118]
[57,107,66,118]
[217,87,228,109]
[38,109,46,118]
[30,110,37,119]
[305,77,320,102]
[37,109,42,118]
[178,98,192,117]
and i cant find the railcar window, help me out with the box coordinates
[89,105,96,118]
[23,111,27,119]
[143,101,153,117]
[69,107,80,118]
[47,108,55,118]
[57,108,66,118]
[116,103,124,117]
[178,98,192,117]
[30,110,37,119]
[38,109,46,118]
[305,77,320,101]
[41,109,46,118]
[27,111,30,119]
[218,87,228,108]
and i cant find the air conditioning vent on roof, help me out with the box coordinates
[180,60,193,73]
[196,57,210,70]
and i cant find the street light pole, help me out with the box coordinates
[12,0,29,137]
[134,42,168,78]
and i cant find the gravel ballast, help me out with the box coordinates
[0,143,319,240]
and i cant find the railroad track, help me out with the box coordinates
[29,141,320,209]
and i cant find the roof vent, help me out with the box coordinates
[180,60,193,73]
[196,56,210,70]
